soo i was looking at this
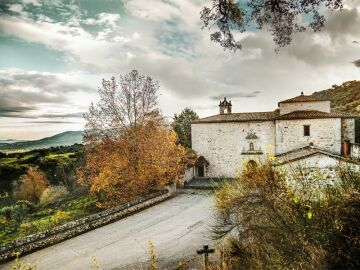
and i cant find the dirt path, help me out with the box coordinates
[2,191,215,270]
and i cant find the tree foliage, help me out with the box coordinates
[79,121,186,208]
[213,161,360,269]
[0,200,35,223]
[79,70,186,208]
[201,0,343,50]
[13,167,49,203]
[172,108,199,149]
[83,70,159,142]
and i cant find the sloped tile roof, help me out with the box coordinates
[278,94,328,104]
[195,155,210,166]
[275,146,357,165]
[192,109,357,124]
[276,110,356,120]
[191,111,279,124]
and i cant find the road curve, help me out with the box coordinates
[2,191,215,270]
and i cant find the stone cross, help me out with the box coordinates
[197,245,215,269]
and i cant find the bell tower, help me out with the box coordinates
[219,97,232,114]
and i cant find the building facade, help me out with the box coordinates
[190,93,358,179]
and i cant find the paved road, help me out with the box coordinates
[2,191,215,270]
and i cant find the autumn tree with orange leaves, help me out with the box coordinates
[13,167,49,203]
[78,70,186,208]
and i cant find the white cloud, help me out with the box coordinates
[125,0,202,30]
[22,0,41,6]
[9,4,23,13]
[0,16,133,70]
[83,13,121,27]
[1,0,360,138]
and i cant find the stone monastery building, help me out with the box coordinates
[190,93,359,178]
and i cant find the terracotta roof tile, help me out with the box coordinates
[275,146,357,164]
[276,110,356,120]
[192,109,357,124]
[278,93,328,104]
[191,111,279,124]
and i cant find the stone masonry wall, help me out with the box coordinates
[281,154,360,195]
[0,190,171,263]
[191,121,275,177]
[282,153,341,170]
[275,118,342,155]
[342,118,356,143]
[351,143,360,160]
[279,101,331,115]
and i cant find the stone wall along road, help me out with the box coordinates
[1,191,215,270]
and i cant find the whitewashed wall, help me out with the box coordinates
[275,118,342,155]
[191,121,275,177]
[279,101,331,115]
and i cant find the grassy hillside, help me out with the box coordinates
[0,131,82,151]
[312,80,360,116]
[0,144,83,193]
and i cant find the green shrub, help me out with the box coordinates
[50,210,71,226]
[20,221,37,234]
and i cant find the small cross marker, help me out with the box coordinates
[197,245,215,269]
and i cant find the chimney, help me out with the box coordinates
[219,97,232,115]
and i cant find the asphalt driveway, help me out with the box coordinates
[2,191,215,270]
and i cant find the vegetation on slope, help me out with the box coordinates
[0,144,83,193]
[213,160,360,269]
[312,80,360,116]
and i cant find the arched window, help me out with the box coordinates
[249,142,254,151]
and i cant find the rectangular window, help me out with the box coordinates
[304,125,310,136]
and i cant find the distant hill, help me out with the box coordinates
[0,139,25,144]
[312,80,360,116]
[0,131,82,151]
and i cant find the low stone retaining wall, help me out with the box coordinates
[0,189,172,263]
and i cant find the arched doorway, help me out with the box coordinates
[195,156,209,178]
[248,160,257,168]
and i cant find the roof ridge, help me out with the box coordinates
[191,110,279,124]
[275,110,357,120]
[278,93,329,105]
[275,146,357,165]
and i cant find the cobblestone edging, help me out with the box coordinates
[0,190,171,262]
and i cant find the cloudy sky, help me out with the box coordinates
[0,0,360,140]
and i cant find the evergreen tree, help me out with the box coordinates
[172,108,199,149]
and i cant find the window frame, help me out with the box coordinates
[249,142,254,151]
[304,125,311,137]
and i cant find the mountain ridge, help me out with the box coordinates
[0,131,82,151]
